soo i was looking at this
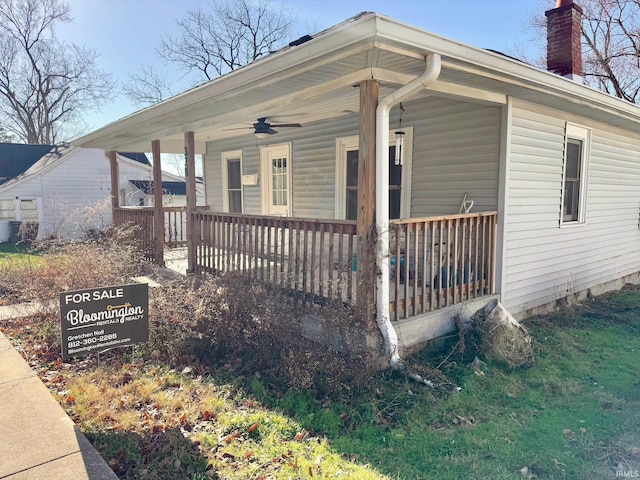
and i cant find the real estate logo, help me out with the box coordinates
[59,283,149,361]
[617,471,640,478]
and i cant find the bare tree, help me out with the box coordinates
[0,124,13,142]
[0,0,114,144]
[124,0,295,106]
[122,65,173,108]
[163,153,185,177]
[522,0,640,103]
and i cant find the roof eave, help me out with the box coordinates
[374,15,640,125]
[72,13,383,150]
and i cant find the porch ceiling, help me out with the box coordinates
[73,12,640,155]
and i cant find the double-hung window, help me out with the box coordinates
[337,127,413,221]
[20,199,38,221]
[0,199,15,220]
[561,124,590,225]
[222,150,243,213]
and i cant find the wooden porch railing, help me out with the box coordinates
[389,212,497,321]
[192,212,357,304]
[113,207,155,260]
[114,207,497,319]
[164,206,187,247]
[113,206,188,258]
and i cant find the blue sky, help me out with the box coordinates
[59,0,550,132]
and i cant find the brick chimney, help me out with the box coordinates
[546,0,583,82]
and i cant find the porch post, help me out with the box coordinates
[357,80,379,321]
[151,139,165,266]
[184,131,197,273]
[107,150,119,209]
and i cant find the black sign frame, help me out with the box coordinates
[59,283,149,361]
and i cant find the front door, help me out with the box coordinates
[261,144,291,216]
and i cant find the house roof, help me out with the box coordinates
[0,143,56,184]
[119,152,150,165]
[72,12,640,154]
[129,180,187,196]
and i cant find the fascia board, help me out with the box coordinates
[113,140,206,155]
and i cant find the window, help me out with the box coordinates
[20,199,38,221]
[345,150,358,221]
[561,124,590,224]
[336,128,413,220]
[222,150,243,213]
[271,156,288,207]
[344,147,402,221]
[0,199,15,220]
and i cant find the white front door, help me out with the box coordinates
[261,144,291,216]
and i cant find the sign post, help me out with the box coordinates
[59,283,149,361]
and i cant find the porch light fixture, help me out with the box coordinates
[395,103,406,165]
[254,131,271,139]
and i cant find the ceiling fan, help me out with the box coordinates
[227,117,302,138]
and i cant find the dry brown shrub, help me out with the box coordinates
[2,229,379,396]
[470,299,534,368]
[142,273,379,396]
[0,226,145,308]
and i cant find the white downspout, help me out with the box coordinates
[376,53,441,368]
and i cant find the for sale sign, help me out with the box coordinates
[60,283,149,361]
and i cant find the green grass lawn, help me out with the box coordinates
[270,289,640,479]
[0,242,38,262]
[4,268,639,479]
[0,242,44,271]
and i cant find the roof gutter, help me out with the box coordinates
[375,52,441,368]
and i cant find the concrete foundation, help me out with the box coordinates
[513,271,640,321]
[394,295,500,355]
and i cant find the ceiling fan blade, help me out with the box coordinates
[270,123,302,128]
[223,126,254,131]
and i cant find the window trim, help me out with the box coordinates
[0,198,16,221]
[221,150,243,213]
[560,123,590,226]
[335,127,413,220]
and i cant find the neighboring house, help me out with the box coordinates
[0,144,199,242]
[125,179,205,207]
[73,3,640,352]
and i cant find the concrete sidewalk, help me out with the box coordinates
[0,304,118,480]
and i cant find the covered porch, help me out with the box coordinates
[74,12,510,348]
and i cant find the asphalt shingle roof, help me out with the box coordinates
[0,143,55,184]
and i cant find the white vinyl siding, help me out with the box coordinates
[205,97,501,219]
[206,113,359,218]
[502,101,640,317]
[408,97,501,216]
